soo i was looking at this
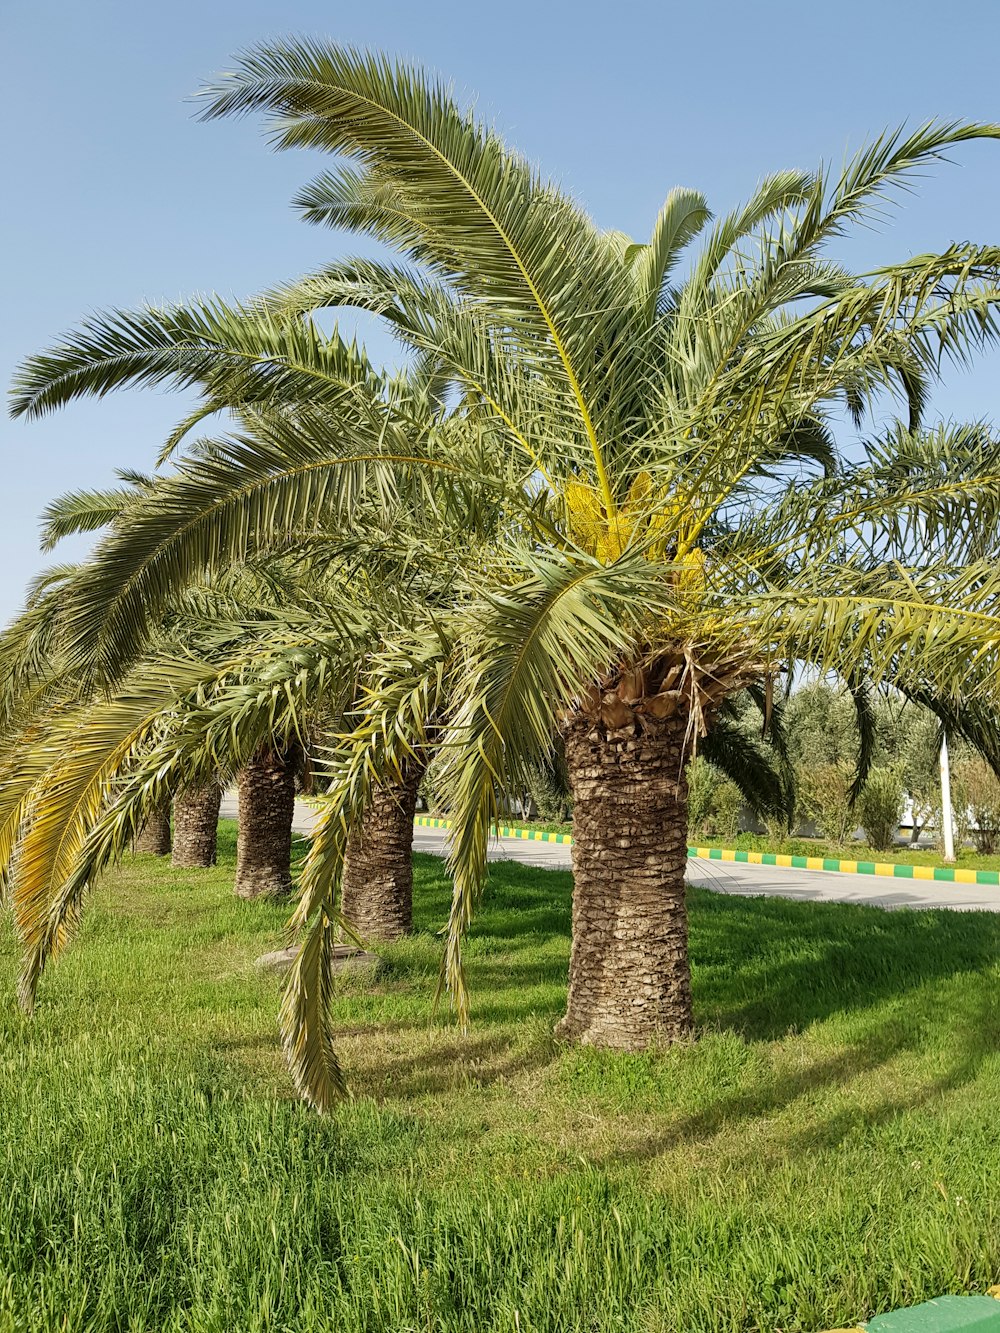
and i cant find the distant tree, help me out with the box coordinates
[900,708,942,844]
[785,681,861,770]
[524,741,573,825]
[786,682,870,841]
[952,755,1000,854]
[713,781,744,844]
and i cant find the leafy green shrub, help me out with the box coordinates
[524,753,572,824]
[855,766,905,851]
[686,759,744,842]
[763,815,792,845]
[714,780,744,843]
[796,759,856,845]
[686,756,718,839]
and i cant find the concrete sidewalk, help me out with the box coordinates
[220,795,1000,913]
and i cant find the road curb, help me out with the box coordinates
[413,817,1000,885]
[691,845,1000,886]
[414,815,572,844]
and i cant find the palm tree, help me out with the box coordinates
[341,753,426,941]
[13,49,1000,1106]
[171,781,223,868]
[234,742,299,898]
[188,46,1000,1072]
[134,801,172,855]
[9,309,521,938]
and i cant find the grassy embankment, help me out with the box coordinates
[2,820,1000,1331]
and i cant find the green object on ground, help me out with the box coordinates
[866,1296,1000,1331]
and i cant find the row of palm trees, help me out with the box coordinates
[6,41,1000,1109]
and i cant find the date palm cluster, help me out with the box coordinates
[6,41,1000,1108]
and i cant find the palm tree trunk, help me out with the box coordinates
[341,760,424,942]
[234,744,298,899]
[555,705,693,1049]
[172,781,222,868]
[134,799,172,856]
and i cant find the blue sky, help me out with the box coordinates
[3,0,1000,624]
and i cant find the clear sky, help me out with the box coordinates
[3,0,1000,625]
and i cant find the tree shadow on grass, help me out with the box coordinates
[409,854,1000,1040]
[688,885,1000,1040]
[227,851,1000,1118]
[347,1028,560,1101]
[588,921,1000,1167]
[588,976,1000,1173]
[598,1025,930,1166]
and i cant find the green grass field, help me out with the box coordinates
[2,820,1000,1332]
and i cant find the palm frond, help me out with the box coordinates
[39,485,142,550]
[56,410,484,684]
[199,39,630,511]
[847,676,878,803]
[8,658,212,1008]
[11,299,384,422]
[279,910,348,1111]
[700,718,791,822]
[752,561,1000,707]
[631,187,711,320]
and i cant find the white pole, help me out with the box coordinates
[939,733,956,862]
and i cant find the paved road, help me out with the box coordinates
[221,795,1000,913]
[412,825,1000,912]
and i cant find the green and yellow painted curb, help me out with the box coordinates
[413,817,1000,886]
[414,815,572,844]
[689,844,1000,886]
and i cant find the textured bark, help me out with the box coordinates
[134,800,172,856]
[172,781,222,868]
[556,705,694,1050]
[234,745,297,899]
[341,760,424,942]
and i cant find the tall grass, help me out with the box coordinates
[1,822,999,1330]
